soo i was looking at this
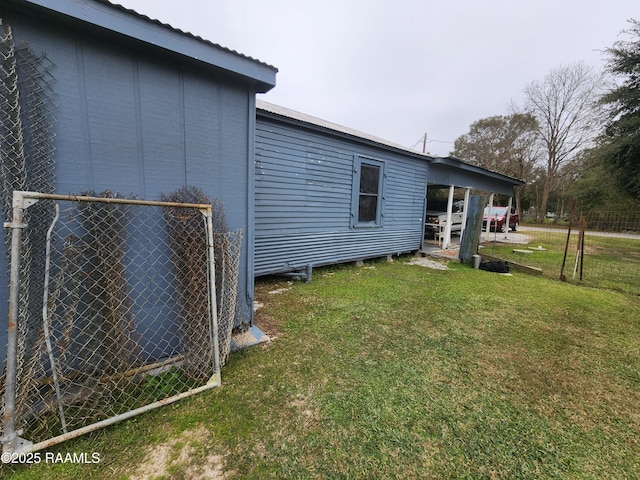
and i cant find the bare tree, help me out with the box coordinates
[522,62,606,222]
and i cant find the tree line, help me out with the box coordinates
[452,19,640,222]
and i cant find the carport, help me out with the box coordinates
[424,156,524,250]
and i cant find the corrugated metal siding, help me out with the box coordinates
[255,117,428,275]
[255,229,424,275]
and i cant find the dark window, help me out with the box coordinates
[358,164,380,223]
[351,156,385,227]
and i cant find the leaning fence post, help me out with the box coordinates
[560,200,576,282]
[2,191,34,454]
[202,207,221,386]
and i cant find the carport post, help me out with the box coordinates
[442,185,455,249]
[486,193,495,234]
[504,196,513,237]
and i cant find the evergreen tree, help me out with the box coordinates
[600,19,640,199]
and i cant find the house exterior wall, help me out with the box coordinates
[0,4,264,360]
[254,114,428,276]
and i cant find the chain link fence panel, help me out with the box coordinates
[0,191,243,454]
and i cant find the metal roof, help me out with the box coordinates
[6,0,278,92]
[256,99,431,159]
[256,100,524,187]
[101,1,277,70]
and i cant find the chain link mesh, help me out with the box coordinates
[215,230,243,364]
[1,26,57,446]
[1,26,27,214]
[161,189,244,366]
[1,192,242,449]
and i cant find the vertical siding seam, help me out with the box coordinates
[132,59,146,197]
[216,84,223,193]
[180,71,187,186]
[75,40,94,189]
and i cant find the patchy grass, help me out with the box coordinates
[4,257,640,479]
[482,231,640,295]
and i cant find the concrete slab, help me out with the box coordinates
[230,325,270,352]
[480,232,532,244]
[421,243,461,261]
[406,256,450,270]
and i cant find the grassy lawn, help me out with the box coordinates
[4,257,640,479]
[481,229,640,295]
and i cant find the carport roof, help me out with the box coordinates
[431,156,525,187]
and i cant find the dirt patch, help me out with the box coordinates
[254,311,282,340]
[129,426,232,480]
[405,256,450,270]
[289,397,321,430]
[253,278,293,339]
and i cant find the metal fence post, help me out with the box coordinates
[2,191,34,454]
[202,207,221,386]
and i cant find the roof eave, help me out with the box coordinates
[9,0,277,93]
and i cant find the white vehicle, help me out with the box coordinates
[424,200,464,239]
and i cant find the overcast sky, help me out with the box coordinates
[116,0,635,157]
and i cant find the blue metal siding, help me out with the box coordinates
[1,9,258,361]
[255,117,428,275]
[46,33,252,229]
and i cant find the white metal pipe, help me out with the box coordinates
[461,188,470,240]
[2,192,26,453]
[486,193,495,235]
[10,190,211,210]
[41,203,67,433]
[505,196,513,238]
[27,381,221,454]
[202,208,221,382]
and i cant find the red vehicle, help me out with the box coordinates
[483,206,519,232]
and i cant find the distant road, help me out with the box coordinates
[518,225,640,240]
